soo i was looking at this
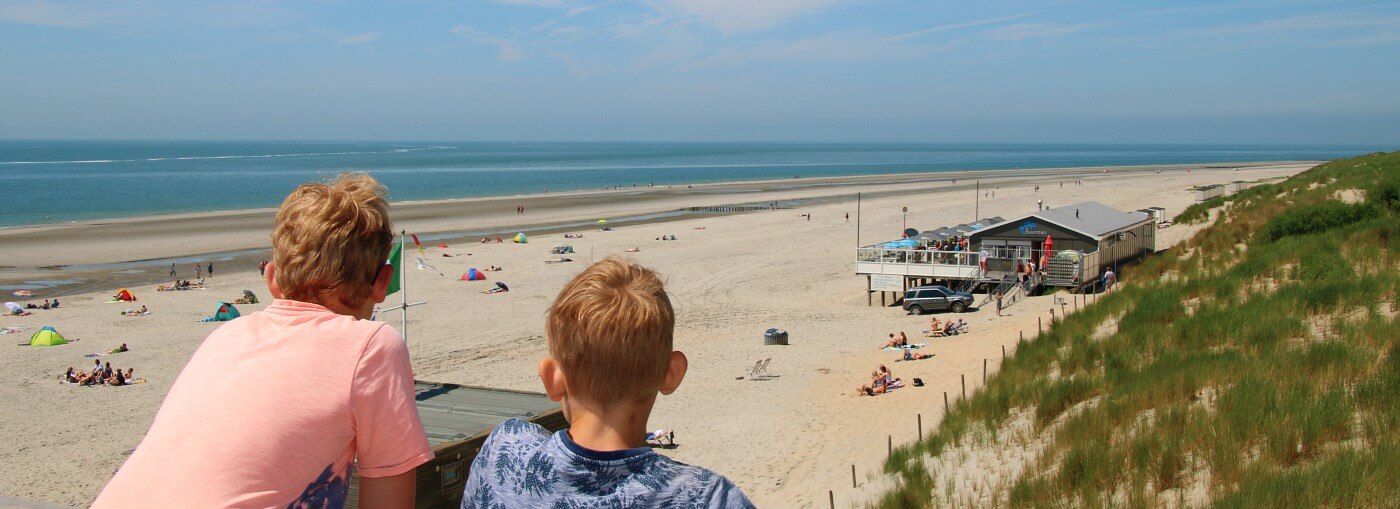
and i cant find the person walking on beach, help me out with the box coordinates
[93,173,431,509]
[207,262,214,278]
[169,263,177,279]
[194,263,202,279]
[845,212,849,222]
[995,290,1003,317]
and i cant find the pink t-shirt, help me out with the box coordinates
[94,300,433,508]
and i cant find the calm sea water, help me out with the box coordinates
[0,141,1386,228]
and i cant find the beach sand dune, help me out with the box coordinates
[0,163,1307,507]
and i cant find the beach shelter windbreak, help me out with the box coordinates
[30,326,67,346]
[462,268,487,281]
[114,288,137,302]
[512,233,528,243]
[202,302,241,322]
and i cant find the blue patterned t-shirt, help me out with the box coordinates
[461,418,755,508]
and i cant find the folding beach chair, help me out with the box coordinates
[745,360,763,379]
[646,429,675,447]
[746,358,774,380]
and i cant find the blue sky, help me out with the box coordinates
[1,0,1398,143]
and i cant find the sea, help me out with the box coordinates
[0,141,1387,228]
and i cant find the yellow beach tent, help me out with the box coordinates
[30,326,68,346]
[512,233,528,243]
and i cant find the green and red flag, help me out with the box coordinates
[386,242,402,296]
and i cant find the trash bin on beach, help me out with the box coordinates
[763,328,788,346]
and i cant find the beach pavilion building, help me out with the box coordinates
[856,201,1155,303]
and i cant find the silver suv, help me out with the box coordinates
[902,285,974,315]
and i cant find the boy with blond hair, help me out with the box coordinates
[461,257,753,508]
[95,174,432,508]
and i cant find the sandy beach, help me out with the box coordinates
[0,162,1309,507]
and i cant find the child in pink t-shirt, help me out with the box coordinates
[94,174,432,508]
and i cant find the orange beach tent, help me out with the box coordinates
[114,288,137,302]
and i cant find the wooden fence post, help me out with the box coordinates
[1038,317,1043,334]
[918,414,923,440]
[961,374,966,399]
[851,464,857,488]
[1002,344,1007,360]
[829,490,835,509]
[943,391,949,413]
[887,435,892,458]
[983,359,988,383]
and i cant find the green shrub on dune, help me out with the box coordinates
[872,150,1400,508]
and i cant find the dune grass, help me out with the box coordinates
[871,151,1400,508]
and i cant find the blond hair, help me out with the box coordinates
[546,257,675,405]
[271,173,393,306]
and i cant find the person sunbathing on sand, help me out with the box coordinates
[901,349,933,361]
[109,343,129,354]
[858,370,889,396]
[879,365,900,386]
[884,333,906,349]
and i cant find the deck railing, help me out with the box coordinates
[855,248,982,278]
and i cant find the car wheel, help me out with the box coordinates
[909,305,924,315]
[950,302,966,313]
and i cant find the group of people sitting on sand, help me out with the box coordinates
[480,236,505,243]
[884,332,934,361]
[884,331,911,348]
[157,279,204,291]
[563,233,584,239]
[23,299,61,310]
[857,365,904,396]
[64,357,143,387]
[121,306,149,317]
[929,317,969,336]
[655,234,678,241]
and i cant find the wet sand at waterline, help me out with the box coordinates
[0,162,1309,507]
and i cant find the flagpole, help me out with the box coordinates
[400,230,408,344]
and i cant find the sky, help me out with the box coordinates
[1,0,1398,144]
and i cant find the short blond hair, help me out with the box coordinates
[272,173,393,306]
[546,257,675,405]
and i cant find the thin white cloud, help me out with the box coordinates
[0,0,114,28]
[567,0,617,18]
[1327,32,1400,47]
[1179,12,1400,38]
[986,22,1102,41]
[668,0,848,32]
[888,13,1033,42]
[451,25,526,62]
[490,0,570,7]
[340,31,381,45]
